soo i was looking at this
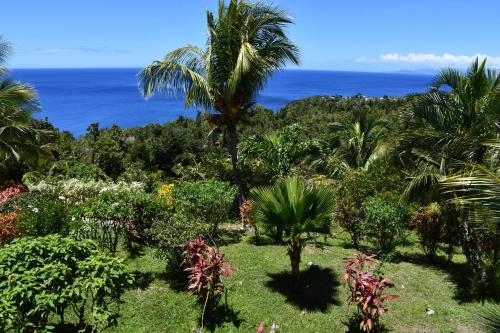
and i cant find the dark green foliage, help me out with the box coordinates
[148,213,209,273]
[17,193,70,237]
[0,235,133,331]
[173,180,237,236]
[361,196,409,254]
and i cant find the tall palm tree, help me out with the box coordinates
[0,37,45,174]
[400,58,500,295]
[251,177,334,289]
[400,58,499,201]
[440,141,499,298]
[138,0,300,204]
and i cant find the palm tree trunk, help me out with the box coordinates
[227,122,246,205]
[288,238,302,291]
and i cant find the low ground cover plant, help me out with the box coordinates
[0,235,133,331]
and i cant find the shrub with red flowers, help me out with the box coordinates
[183,236,233,327]
[343,253,398,332]
[0,183,28,206]
[0,211,20,245]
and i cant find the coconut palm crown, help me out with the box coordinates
[138,0,300,203]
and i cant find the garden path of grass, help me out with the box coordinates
[105,230,485,333]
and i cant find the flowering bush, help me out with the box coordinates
[158,183,175,209]
[0,183,27,205]
[28,179,144,203]
[343,253,398,332]
[0,212,20,245]
[72,192,135,253]
[17,193,70,237]
[410,202,442,259]
[183,237,233,325]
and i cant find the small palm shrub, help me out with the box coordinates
[252,177,334,289]
[343,253,398,332]
[361,196,409,254]
[0,211,20,245]
[0,235,133,331]
[410,202,442,259]
[173,180,237,236]
[183,236,233,327]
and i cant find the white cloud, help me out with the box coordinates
[357,53,500,67]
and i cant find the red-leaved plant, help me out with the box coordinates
[343,253,398,332]
[183,236,233,329]
[0,183,27,205]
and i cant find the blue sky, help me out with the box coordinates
[3,0,499,71]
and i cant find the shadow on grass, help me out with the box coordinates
[394,252,483,303]
[265,265,341,312]
[217,228,244,246]
[203,302,243,332]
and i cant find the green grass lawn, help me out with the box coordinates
[103,229,484,333]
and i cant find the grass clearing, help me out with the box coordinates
[96,228,486,333]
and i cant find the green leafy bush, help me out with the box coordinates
[361,196,409,254]
[126,192,167,240]
[17,193,70,237]
[148,213,209,272]
[72,192,134,253]
[410,203,443,259]
[0,235,133,332]
[173,180,237,236]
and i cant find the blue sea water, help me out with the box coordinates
[11,68,433,136]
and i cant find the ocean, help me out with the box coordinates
[11,68,433,136]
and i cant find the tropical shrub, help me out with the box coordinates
[0,235,132,331]
[410,202,442,259]
[72,192,134,253]
[17,193,70,237]
[343,253,398,332]
[0,211,20,245]
[27,178,144,203]
[361,196,409,254]
[252,177,334,289]
[148,213,209,272]
[183,236,233,325]
[173,180,237,236]
[126,192,168,240]
[0,183,27,205]
[158,183,175,209]
[239,199,254,229]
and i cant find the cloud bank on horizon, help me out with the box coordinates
[357,53,500,68]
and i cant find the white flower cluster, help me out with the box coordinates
[29,179,145,202]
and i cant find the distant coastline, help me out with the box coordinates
[11,69,433,136]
